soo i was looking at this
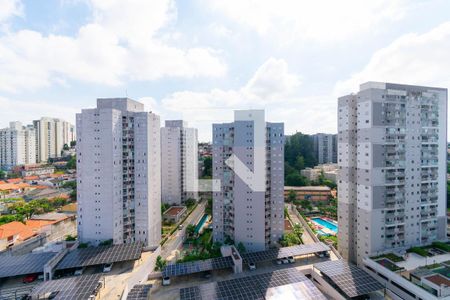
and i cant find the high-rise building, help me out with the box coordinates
[0,122,36,169]
[212,110,284,252]
[313,133,337,164]
[76,98,161,248]
[33,117,76,162]
[161,120,198,205]
[338,82,447,265]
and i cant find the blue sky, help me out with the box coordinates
[0,0,449,141]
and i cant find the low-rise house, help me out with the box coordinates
[163,206,187,224]
[17,164,55,177]
[26,213,76,242]
[59,203,77,215]
[24,188,70,201]
[0,221,37,251]
[284,186,332,202]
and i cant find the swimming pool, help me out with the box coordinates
[312,217,338,234]
[195,214,209,234]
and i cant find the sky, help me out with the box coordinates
[0,0,449,141]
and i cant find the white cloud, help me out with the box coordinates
[157,57,330,141]
[335,21,450,95]
[203,0,407,42]
[0,96,79,127]
[0,0,22,23]
[0,0,226,92]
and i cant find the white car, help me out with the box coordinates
[103,263,113,273]
[287,256,295,263]
[162,277,171,286]
[276,259,283,265]
[74,268,84,276]
[248,262,256,270]
[281,258,289,264]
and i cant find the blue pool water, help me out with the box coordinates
[312,217,338,233]
[195,214,208,234]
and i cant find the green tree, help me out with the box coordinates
[185,198,196,208]
[287,190,297,202]
[236,242,246,254]
[0,170,5,180]
[186,224,196,238]
[66,155,76,169]
[286,173,310,186]
[155,255,167,271]
[70,141,76,147]
[202,156,212,178]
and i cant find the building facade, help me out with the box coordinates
[338,82,447,265]
[33,117,75,163]
[161,120,198,205]
[313,133,337,164]
[76,98,161,248]
[0,122,36,169]
[212,110,284,252]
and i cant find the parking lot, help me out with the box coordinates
[150,252,334,300]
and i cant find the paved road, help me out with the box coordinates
[287,204,315,245]
[161,201,206,260]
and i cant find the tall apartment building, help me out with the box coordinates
[76,98,161,248]
[161,120,198,205]
[313,133,337,164]
[338,82,447,265]
[0,122,36,169]
[33,117,76,162]
[212,110,284,252]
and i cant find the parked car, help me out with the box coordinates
[23,274,38,283]
[103,263,113,273]
[74,268,85,276]
[178,224,183,230]
[162,277,171,286]
[248,262,256,270]
[281,258,289,264]
[288,256,295,263]
[276,259,283,265]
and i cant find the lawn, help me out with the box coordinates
[371,253,404,262]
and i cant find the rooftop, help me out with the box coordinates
[0,221,37,241]
[164,206,186,216]
[284,186,331,192]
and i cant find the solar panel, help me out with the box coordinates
[314,260,384,298]
[180,267,326,300]
[30,274,102,300]
[242,242,330,264]
[56,243,142,270]
[126,284,152,300]
[0,252,57,279]
[163,256,234,277]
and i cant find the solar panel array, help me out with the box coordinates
[314,260,384,298]
[126,284,152,300]
[30,274,102,300]
[242,242,330,264]
[163,256,234,277]
[0,252,57,279]
[56,243,142,270]
[180,267,326,300]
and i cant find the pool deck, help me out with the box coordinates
[311,217,338,236]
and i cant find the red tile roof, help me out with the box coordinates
[0,221,37,241]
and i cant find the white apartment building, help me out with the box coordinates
[161,120,198,205]
[313,133,337,164]
[33,117,75,163]
[212,110,284,252]
[76,98,161,248]
[338,82,447,265]
[0,122,36,169]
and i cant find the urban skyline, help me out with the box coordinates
[0,1,448,299]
